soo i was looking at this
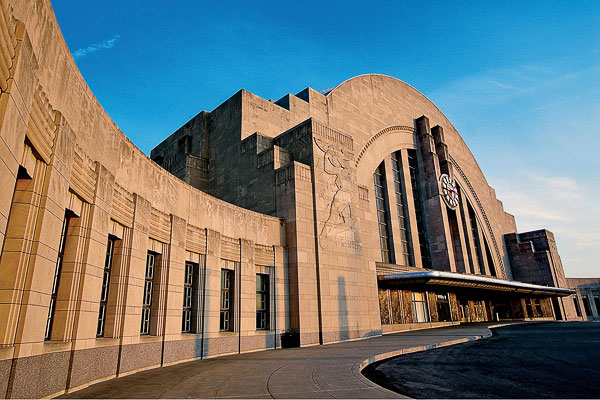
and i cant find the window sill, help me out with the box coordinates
[138,334,162,343]
[218,331,237,335]
[94,337,120,346]
[42,340,72,353]
[43,339,71,345]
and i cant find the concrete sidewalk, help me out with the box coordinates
[61,324,497,399]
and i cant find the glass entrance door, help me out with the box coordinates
[459,303,470,322]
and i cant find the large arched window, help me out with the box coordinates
[391,151,414,266]
[373,162,394,263]
[467,202,486,275]
[407,150,431,268]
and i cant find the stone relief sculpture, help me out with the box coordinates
[313,137,360,250]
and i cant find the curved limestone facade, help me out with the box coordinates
[0,0,581,398]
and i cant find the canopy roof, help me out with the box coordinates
[379,271,575,296]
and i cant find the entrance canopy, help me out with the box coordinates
[379,271,575,296]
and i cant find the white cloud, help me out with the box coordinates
[427,63,600,124]
[73,34,121,61]
[426,57,600,277]
[491,172,600,278]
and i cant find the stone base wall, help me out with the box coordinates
[3,335,283,398]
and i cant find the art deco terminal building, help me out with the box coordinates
[0,0,584,398]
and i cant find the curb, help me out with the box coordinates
[358,331,492,372]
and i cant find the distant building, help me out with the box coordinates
[568,278,600,320]
[0,0,591,398]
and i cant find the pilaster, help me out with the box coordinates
[415,116,454,271]
[239,238,256,351]
[12,114,73,356]
[163,215,186,340]
[119,194,150,342]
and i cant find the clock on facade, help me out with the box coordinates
[440,173,459,209]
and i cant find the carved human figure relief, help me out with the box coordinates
[313,137,360,250]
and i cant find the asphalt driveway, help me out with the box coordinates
[363,322,600,399]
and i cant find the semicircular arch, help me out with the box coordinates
[355,125,416,186]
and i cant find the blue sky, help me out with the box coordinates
[53,1,599,277]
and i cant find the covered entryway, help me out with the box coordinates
[377,270,575,328]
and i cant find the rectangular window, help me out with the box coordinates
[447,209,465,273]
[474,301,485,321]
[220,268,233,331]
[533,299,543,317]
[582,296,592,316]
[373,162,394,263]
[524,298,534,317]
[407,150,431,268]
[573,297,582,317]
[140,253,155,335]
[256,273,269,330]
[412,292,430,323]
[436,293,452,322]
[97,237,116,337]
[468,203,486,275]
[484,237,497,277]
[45,213,71,341]
[182,261,197,333]
[457,187,475,274]
[391,151,414,266]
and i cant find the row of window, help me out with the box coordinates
[373,150,430,267]
[45,218,273,341]
[218,265,270,331]
[141,254,272,335]
[580,295,600,317]
[373,149,496,277]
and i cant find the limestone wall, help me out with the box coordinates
[149,73,524,345]
[0,0,287,398]
[322,75,517,278]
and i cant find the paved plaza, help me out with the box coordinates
[62,324,495,398]
[364,322,600,398]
